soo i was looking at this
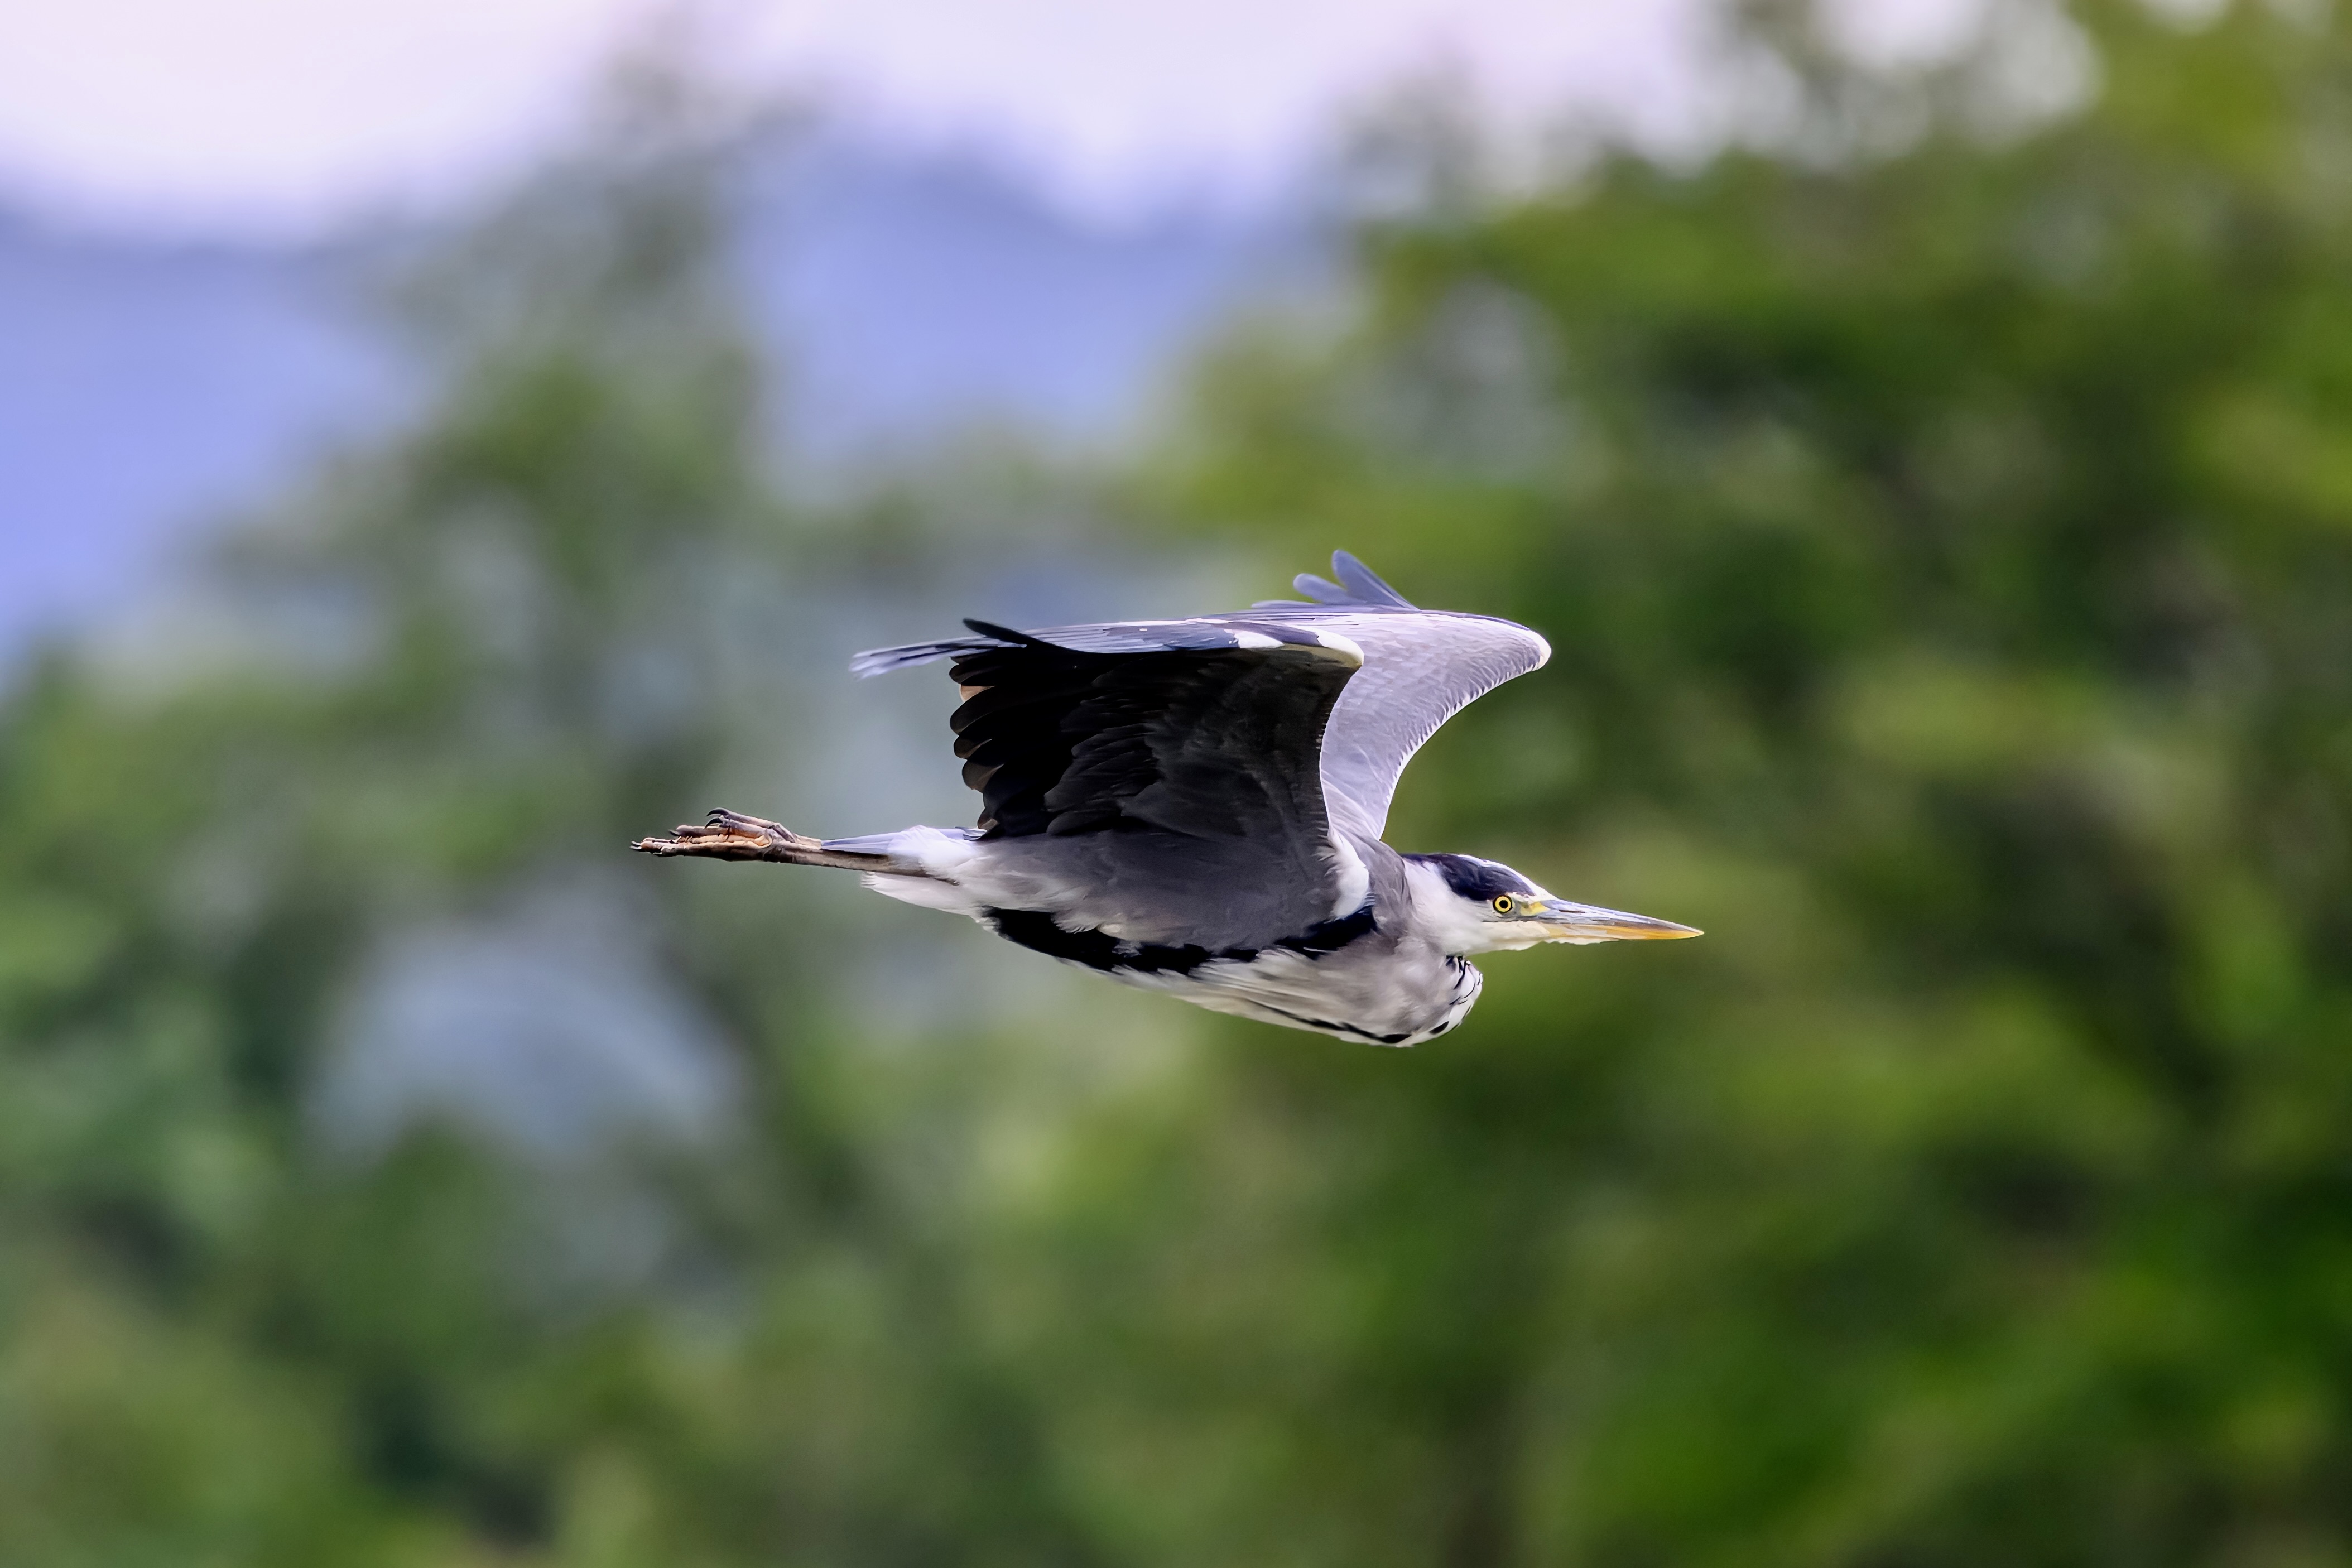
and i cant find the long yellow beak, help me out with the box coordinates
[1519,900,1702,944]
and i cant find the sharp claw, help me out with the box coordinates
[635,807,820,862]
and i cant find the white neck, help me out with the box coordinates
[1396,858,1495,956]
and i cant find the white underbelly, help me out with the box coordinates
[1094,947,1481,1048]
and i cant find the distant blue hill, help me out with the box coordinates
[0,133,1324,657]
[0,214,399,657]
[743,137,1323,458]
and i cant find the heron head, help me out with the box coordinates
[1406,853,1701,955]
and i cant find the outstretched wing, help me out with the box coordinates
[853,551,1548,845]
[855,616,1366,950]
[1246,554,1551,836]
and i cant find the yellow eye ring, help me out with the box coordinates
[1492,895,1514,915]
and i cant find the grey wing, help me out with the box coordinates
[1249,552,1552,837]
[855,613,1368,950]
[852,547,1543,850]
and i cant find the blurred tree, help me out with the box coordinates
[1080,2,2352,1564]
[0,87,1138,1568]
[0,114,775,1565]
[8,3,2352,1566]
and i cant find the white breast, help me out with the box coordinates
[1097,940,1481,1047]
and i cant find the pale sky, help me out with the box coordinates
[0,0,1990,239]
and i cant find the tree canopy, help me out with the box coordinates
[4,4,2351,1564]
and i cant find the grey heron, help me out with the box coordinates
[634,552,1697,1045]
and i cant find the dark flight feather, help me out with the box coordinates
[945,632,1354,845]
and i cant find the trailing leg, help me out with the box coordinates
[631,808,890,870]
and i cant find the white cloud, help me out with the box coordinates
[0,0,2009,238]
[0,0,646,233]
[736,0,1726,216]
[0,0,1737,237]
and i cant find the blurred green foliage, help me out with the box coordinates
[7,3,2352,1564]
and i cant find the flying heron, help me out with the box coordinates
[634,552,1697,1045]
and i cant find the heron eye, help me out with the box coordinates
[1492,895,1514,915]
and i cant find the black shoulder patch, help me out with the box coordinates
[1411,853,1536,902]
[986,908,1219,976]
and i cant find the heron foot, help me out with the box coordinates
[633,807,815,860]
[633,809,886,870]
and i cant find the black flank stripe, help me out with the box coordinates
[987,905,1375,977]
